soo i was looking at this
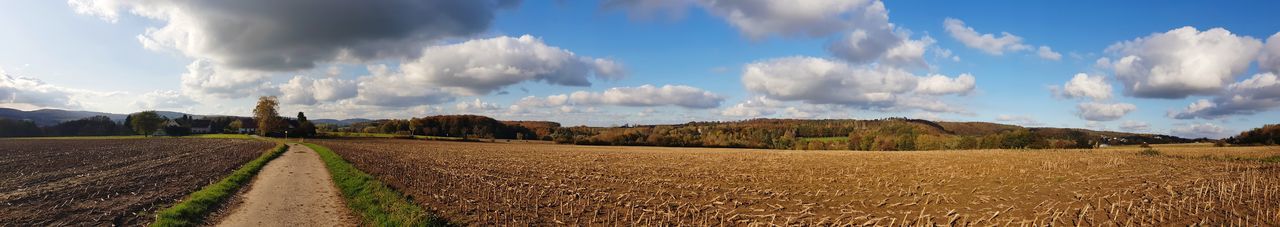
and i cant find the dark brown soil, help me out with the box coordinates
[0,138,272,226]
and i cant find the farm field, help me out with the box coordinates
[316,138,1280,226]
[0,138,273,226]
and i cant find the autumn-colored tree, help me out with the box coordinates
[253,96,284,136]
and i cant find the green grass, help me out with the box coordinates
[150,143,288,227]
[799,137,849,142]
[304,143,446,226]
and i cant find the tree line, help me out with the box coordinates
[547,118,1194,151]
[322,115,559,140]
[1227,124,1280,145]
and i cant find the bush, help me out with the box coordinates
[1139,148,1161,156]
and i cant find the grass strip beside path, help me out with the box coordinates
[150,143,288,227]
[303,143,447,226]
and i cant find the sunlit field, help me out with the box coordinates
[316,139,1280,226]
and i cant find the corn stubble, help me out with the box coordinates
[316,139,1280,226]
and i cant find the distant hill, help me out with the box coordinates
[0,107,374,127]
[549,117,1193,149]
[0,108,126,126]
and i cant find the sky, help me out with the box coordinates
[2,0,1279,138]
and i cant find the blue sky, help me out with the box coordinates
[2,0,1278,138]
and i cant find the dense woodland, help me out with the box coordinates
[1228,124,1280,145]
[324,115,559,140]
[546,118,1195,150]
[326,116,1199,150]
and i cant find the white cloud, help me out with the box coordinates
[353,65,457,107]
[131,90,196,110]
[455,98,502,112]
[278,76,358,105]
[1170,122,1228,139]
[915,73,975,96]
[1053,73,1112,100]
[548,84,725,109]
[740,56,971,112]
[1076,102,1136,121]
[348,35,623,108]
[720,96,782,117]
[742,56,914,106]
[1106,26,1263,99]
[0,72,86,109]
[179,60,275,99]
[397,35,624,96]
[1169,73,1280,119]
[995,114,1043,126]
[1118,120,1151,132]
[1037,46,1062,61]
[70,0,517,71]
[880,37,934,68]
[943,18,1031,55]
[0,70,131,112]
[1259,32,1280,75]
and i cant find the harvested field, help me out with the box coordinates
[0,138,274,226]
[316,138,1280,226]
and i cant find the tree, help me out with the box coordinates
[227,120,243,133]
[129,111,165,137]
[253,96,283,136]
[296,112,316,137]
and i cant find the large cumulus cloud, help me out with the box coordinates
[278,76,358,105]
[352,35,625,107]
[396,35,625,96]
[740,56,972,112]
[1052,73,1113,100]
[1105,27,1262,99]
[70,0,519,71]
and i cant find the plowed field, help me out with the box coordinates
[0,138,273,226]
[316,139,1280,226]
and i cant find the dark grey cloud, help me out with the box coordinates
[73,0,520,71]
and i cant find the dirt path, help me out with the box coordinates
[217,144,356,227]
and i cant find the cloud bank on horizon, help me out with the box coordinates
[1,0,1278,138]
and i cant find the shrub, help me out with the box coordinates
[1139,148,1161,156]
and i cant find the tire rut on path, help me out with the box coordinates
[217,144,356,227]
